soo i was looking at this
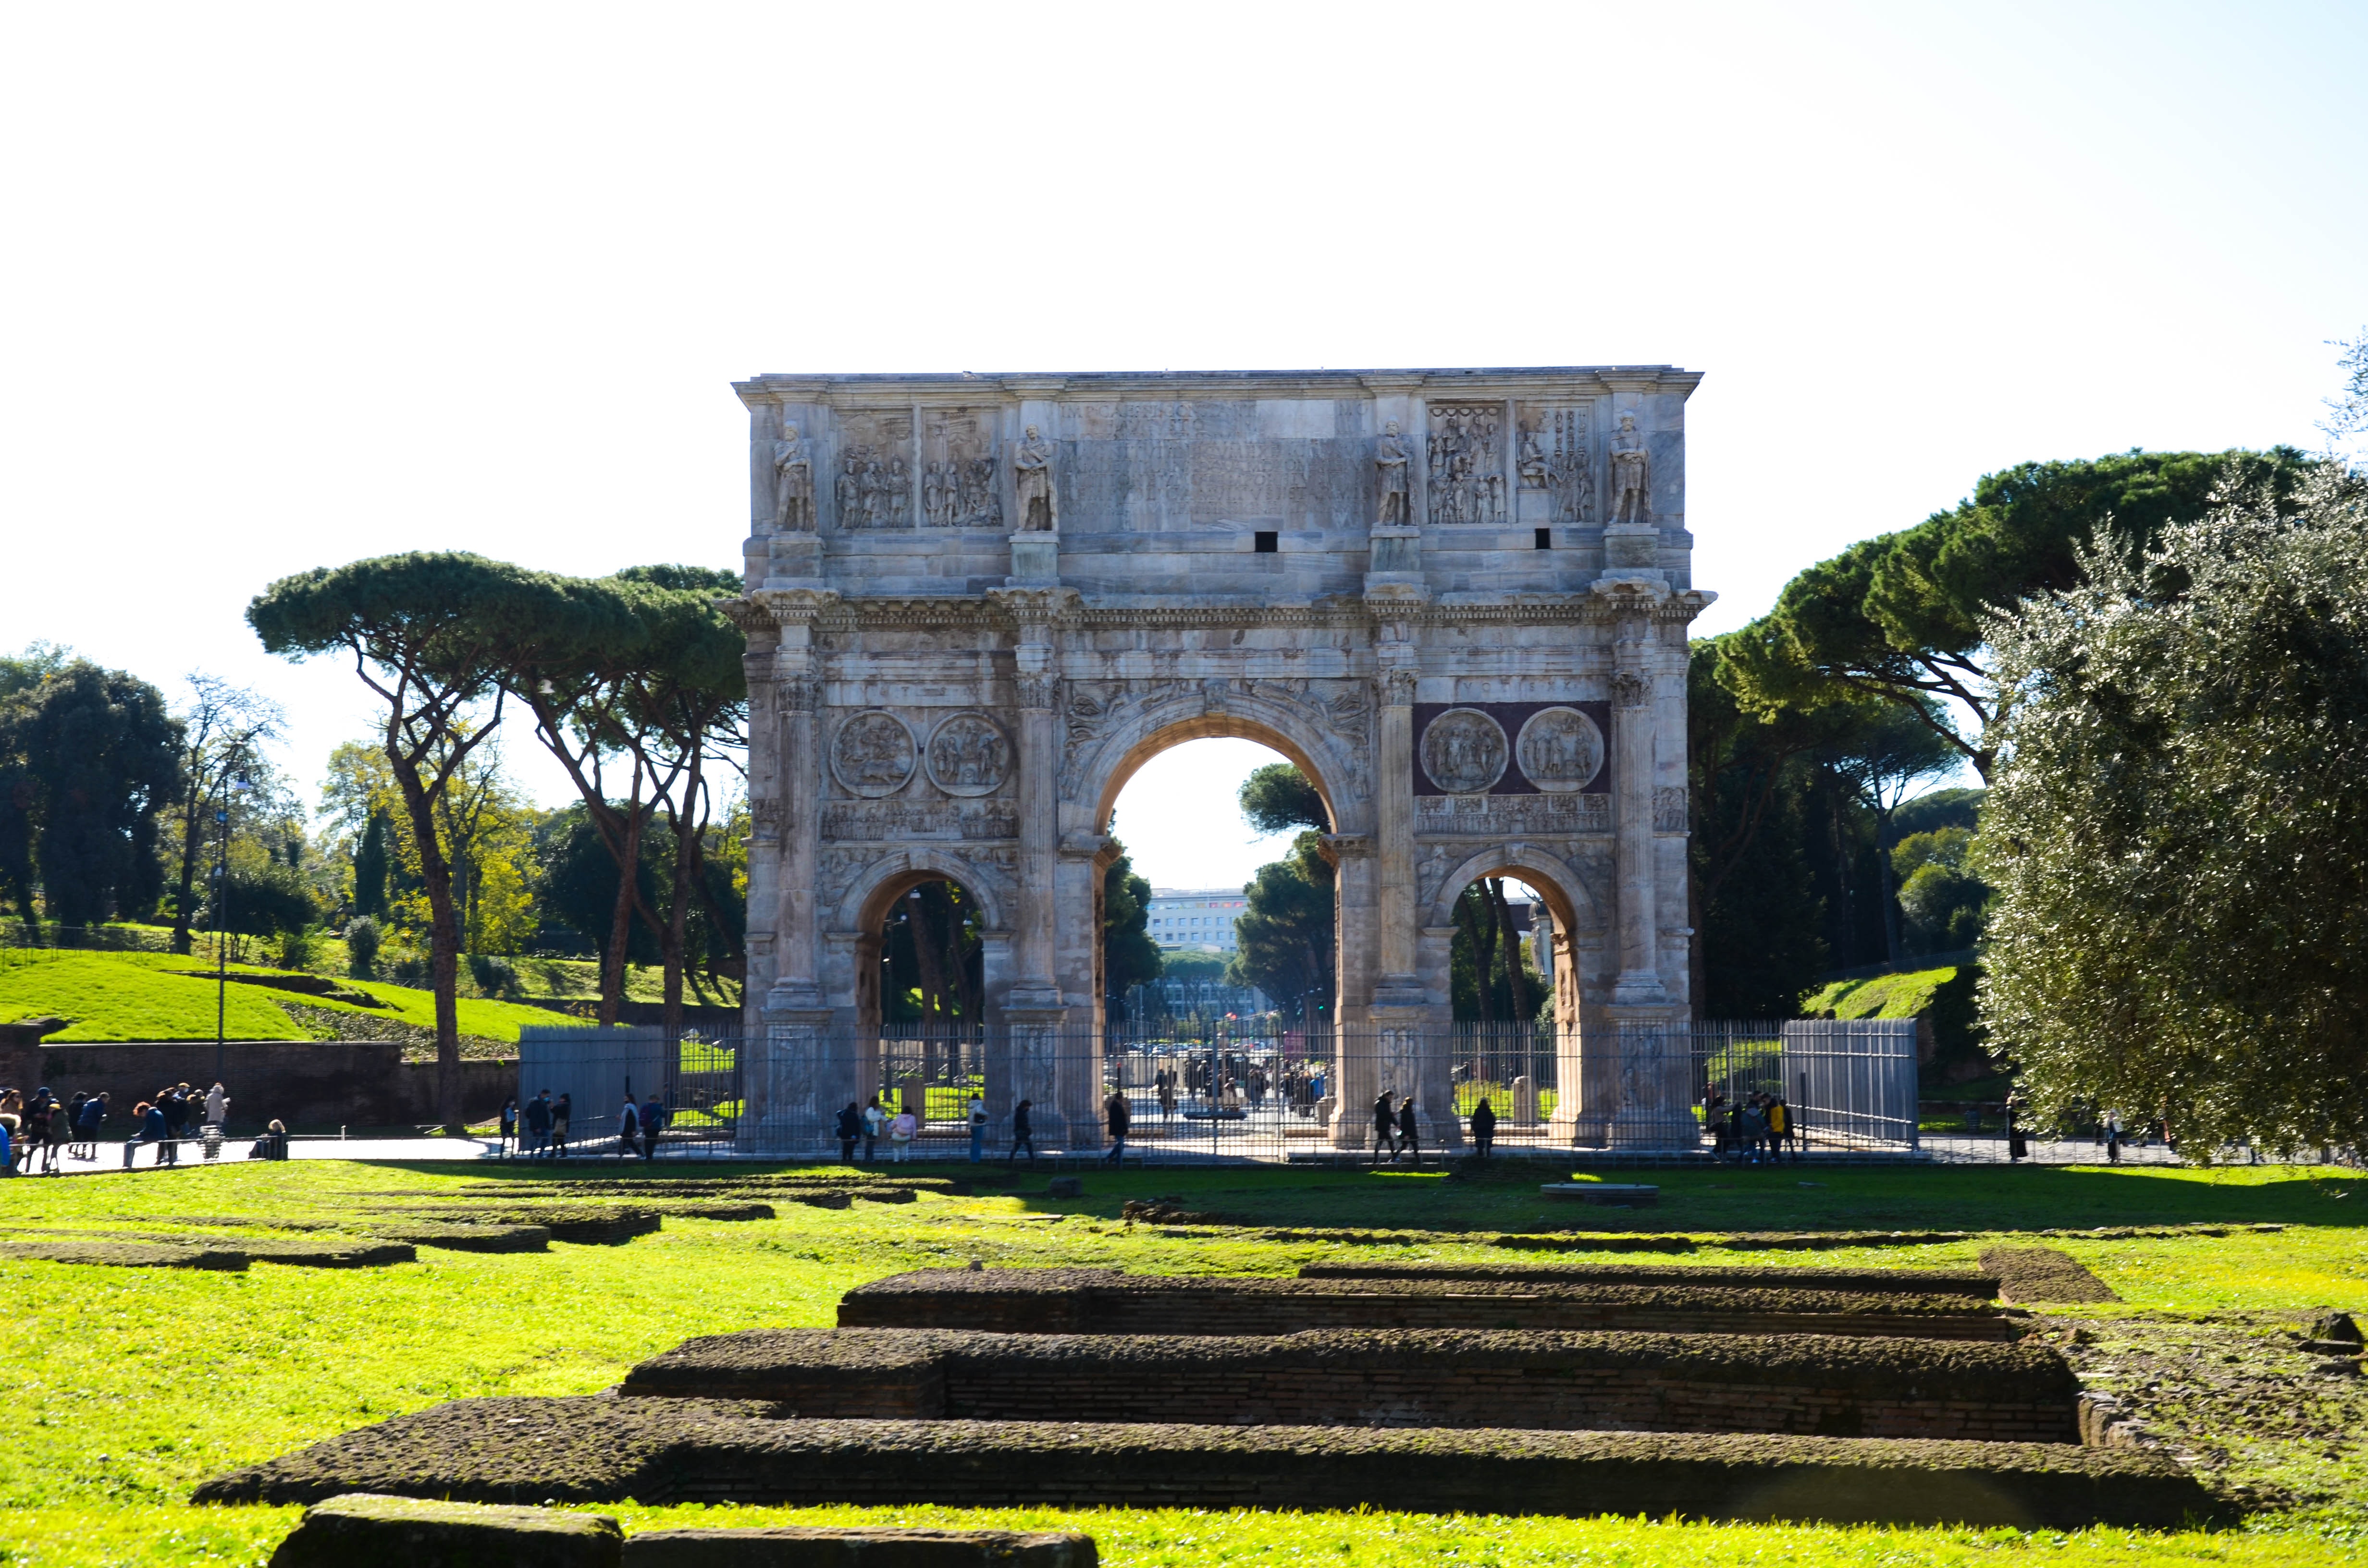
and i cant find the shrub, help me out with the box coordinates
[390,947,430,984]
[276,924,319,970]
[344,916,382,979]
[468,954,517,996]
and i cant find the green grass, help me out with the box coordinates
[1802,965,1962,1021]
[1,1160,2363,1567]
[0,948,573,1044]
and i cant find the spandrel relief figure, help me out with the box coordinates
[1374,421,1410,527]
[770,423,814,532]
[1610,410,1651,526]
[1013,424,1057,532]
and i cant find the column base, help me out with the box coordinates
[1007,533,1059,585]
[1610,969,1670,1007]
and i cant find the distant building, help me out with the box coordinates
[1146,887,1247,955]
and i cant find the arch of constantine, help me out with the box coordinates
[726,368,1713,1154]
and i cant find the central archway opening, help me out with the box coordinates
[1098,735,1340,1150]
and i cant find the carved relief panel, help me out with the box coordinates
[921,408,1002,529]
[923,713,1011,796]
[832,410,914,530]
[828,711,917,797]
[1515,402,1593,525]
[1426,403,1506,524]
[1514,707,1605,793]
[1418,709,1509,795]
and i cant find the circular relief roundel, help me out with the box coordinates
[924,712,1011,797]
[1420,707,1509,795]
[829,710,916,798]
[1515,706,1605,793]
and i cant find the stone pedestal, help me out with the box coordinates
[1008,534,1058,585]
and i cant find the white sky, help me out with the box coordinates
[4,1,2362,892]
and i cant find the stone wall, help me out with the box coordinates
[623,1326,2077,1443]
[836,1268,2018,1342]
[19,1040,513,1130]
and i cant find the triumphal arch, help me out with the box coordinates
[726,368,1712,1154]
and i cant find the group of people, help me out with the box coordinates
[832,1095,924,1164]
[1707,1089,1800,1162]
[1369,1090,1426,1164]
[496,1090,666,1159]
[499,1090,573,1158]
[0,1080,293,1174]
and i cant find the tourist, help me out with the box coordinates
[2005,1094,2028,1162]
[835,1101,863,1164]
[1009,1098,1036,1163]
[250,1119,289,1161]
[0,1102,15,1177]
[1397,1094,1421,1165]
[552,1092,573,1158]
[64,1092,88,1160]
[640,1093,665,1160]
[1157,1070,1177,1125]
[617,1096,641,1158]
[73,1092,107,1160]
[2104,1107,2122,1164]
[862,1096,885,1161]
[1371,1091,1396,1164]
[888,1105,918,1162]
[524,1090,553,1157]
[204,1082,228,1129]
[1705,1091,1730,1160]
[124,1099,172,1168]
[1766,1096,1790,1164]
[1739,1097,1767,1164]
[1103,1087,1130,1164]
[966,1092,987,1162]
[30,1089,63,1175]
[497,1097,519,1157]
[1469,1096,1496,1159]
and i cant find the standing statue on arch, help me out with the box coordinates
[1374,421,1411,527]
[1013,424,1058,532]
[1609,409,1651,526]
[771,423,814,532]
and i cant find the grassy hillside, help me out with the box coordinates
[0,949,567,1046]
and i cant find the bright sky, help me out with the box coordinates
[5,2,2361,891]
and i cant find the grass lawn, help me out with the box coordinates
[0,1160,2362,1567]
[0,948,575,1045]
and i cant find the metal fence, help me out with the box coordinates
[494,1017,1919,1163]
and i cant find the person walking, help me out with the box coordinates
[2104,1107,2122,1164]
[835,1101,863,1164]
[1103,1087,1130,1164]
[31,1089,64,1175]
[497,1097,519,1158]
[1158,1069,1177,1126]
[617,1095,641,1159]
[204,1082,228,1130]
[1468,1096,1496,1160]
[640,1093,664,1160]
[74,1092,107,1161]
[1766,1096,1790,1164]
[1009,1098,1036,1163]
[861,1096,885,1162]
[524,1090,553,1157]
[966,1092,987,1163]
[551,1092,573,1158]
[888,1105,918,1163]
[1370,1091,1396,1165]
[1397,1093,1421,1165]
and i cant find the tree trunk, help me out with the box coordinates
[1488,878,1532,1021]
[1455,887,1499,1022]
[390,747,463,1130]
[172,768,205,956]
[600,809,645,1027]
[1875,807,1903,965]
[912,885,949,1023]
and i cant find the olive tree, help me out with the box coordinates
[1979,465,2368,1155]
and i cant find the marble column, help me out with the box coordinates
[1372,664,1421,1002]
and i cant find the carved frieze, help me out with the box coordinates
[1427,404,1506,525]
[924,712,1011,797]
[1419,708,1509,795]
[1415,792,1611,838]
[822,797,1021,842]
[833,410,913,530]
[829,710,917,797]
[1515,403,1592,525]
[921,408,1002,529]
[1515,707,1605,793]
